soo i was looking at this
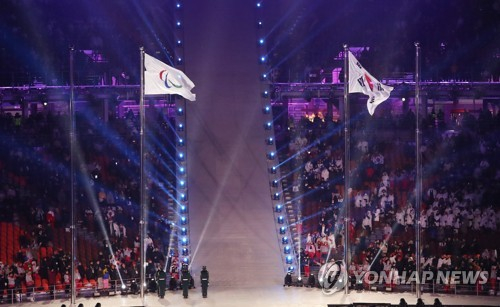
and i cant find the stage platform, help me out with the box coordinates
[12,286,500,307]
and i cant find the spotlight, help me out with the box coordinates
[288,266,295,273]
[262,105,271,114]
[176,2,181,9]
[256,2,262,8]
[262,90,269,98]
[264,121,272,130]
[284,245,291,254]
[176,21,182,28]
[181,227,187,235]
[271,179,279,188]
[279,226,286,234]
[181,237,188,245]
[179,166,185,174]
[178,138,184,146]
[176,39,183,47]
[180,193,187,201]
[181,216,187,225]
[277,216,284,224]
[177,57,183,64]
[179,180,185,187]
[267,151,276,159]
[258,38,265,46]
[275,204,282,212]
[282,236,289,244]
[177,123,184,131]
[180,205,187,213]
[266,137,273,145]
[286,255,293,264]
[178,152,185,160]
[273,192,280,200]
[182,248,188,256]
[257,20,263,28]
[260,73,268,81]
[269,166,277,174]
[183,257,189,264]
[259,56,266,64]
[177,107,184,115]
[121,284,127,290]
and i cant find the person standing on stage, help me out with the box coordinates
[155,268,167,299]
[200,266,209,298]
[181,264,191,299]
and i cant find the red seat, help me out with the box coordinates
[39,247,47,259]
[42,279,49,292]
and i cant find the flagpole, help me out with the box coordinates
[69,46,77,307]
[414,42,422,299]
[343,44,350,295]
[139,46,146,304]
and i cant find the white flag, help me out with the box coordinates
[348,51,392,115]
[144,53,196,101]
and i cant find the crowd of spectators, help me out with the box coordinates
[0,105,179,299]
[279,107,500,292]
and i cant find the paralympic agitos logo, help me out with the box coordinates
[159,70,182,89]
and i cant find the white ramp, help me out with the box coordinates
[183,0,284,287]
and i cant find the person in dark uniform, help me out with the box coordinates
[283,271,292,287]
[307,273,316,288]
[181,264,191,299]
[200,266,209,298]
[155,268,167,298]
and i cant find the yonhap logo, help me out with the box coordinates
[319,260,347,295]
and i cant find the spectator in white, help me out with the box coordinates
[320,167,329,182]
[378,184,387,198]
[306,233,312,244]
[381,172,390,187]
[433,209,441,227]
[357,140,368,154]
[362,212,372,234]
[113,222,121,237]
[396,209,405,227]
[383,223,392,240]
[119,223,127,238]
[405,205,415,227]
[25,270,34,288]
[145,234,154,249]
[74,267,81,283]
[361,192,370,208]
[354,192,363,208]
[419,209,428,229]
[305,160,313,173]
[373,206,381,227]
[327,233,336,249]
